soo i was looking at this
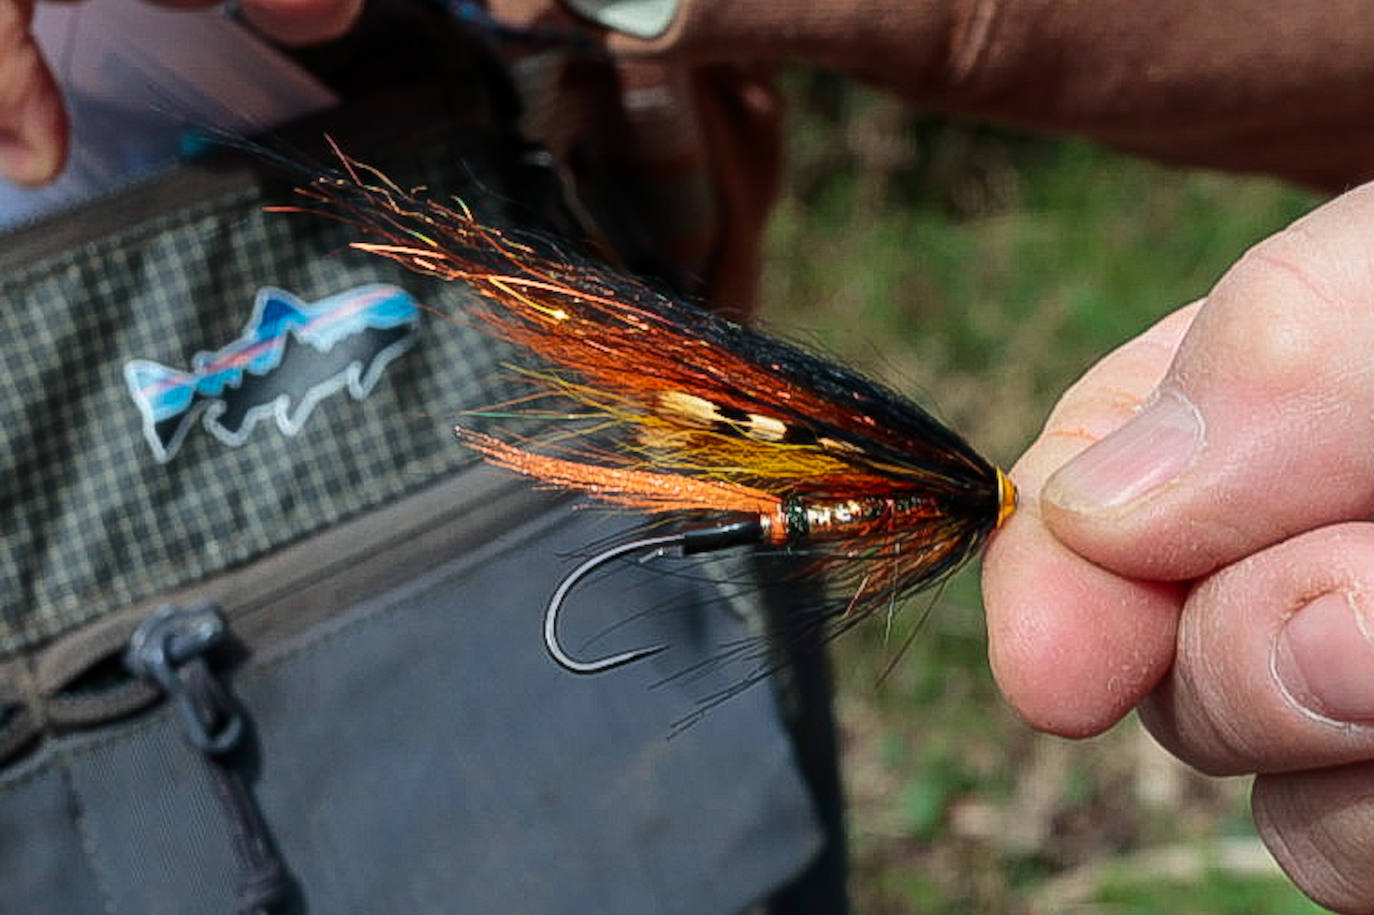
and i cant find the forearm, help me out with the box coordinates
[622,0,1374,190]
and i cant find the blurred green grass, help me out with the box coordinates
[757,71,1326,914]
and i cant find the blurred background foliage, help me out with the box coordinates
[756,69,1326,914]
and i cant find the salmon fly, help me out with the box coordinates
[270,142,1017,677]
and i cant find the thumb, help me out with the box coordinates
[1043,183,1374,580]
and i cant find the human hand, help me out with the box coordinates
[0,0,363,186]
[982,182,1374,914]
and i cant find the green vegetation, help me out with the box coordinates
[758,71,1325,914]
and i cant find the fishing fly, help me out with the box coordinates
[270,141,1017,677]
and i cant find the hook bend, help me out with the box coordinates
[543,518,767,674]
[543,532,686,674]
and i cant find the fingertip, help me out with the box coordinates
[0,44,68,186]
[239,0,365,45]
[1140,523,1374,777]
[984,435,1182,738]
[1253,767,1374,915]
[983,498,1181,737]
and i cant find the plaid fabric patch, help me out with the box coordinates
[0,136,527,655]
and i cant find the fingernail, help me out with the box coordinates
[1275,592,1374,723]
[1045,389,1203,514]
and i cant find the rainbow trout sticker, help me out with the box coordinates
[125,284,420,463]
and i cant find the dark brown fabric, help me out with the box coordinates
[629,0,1374,192]
[490,0,1374,309]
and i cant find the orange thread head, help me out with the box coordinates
[995,468,1017,528]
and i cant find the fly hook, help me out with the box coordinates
[543,519,766,674]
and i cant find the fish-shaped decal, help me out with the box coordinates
[125,283,420,463]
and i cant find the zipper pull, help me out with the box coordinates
[124,603,243,754]
[125,604,294,914]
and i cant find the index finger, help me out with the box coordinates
[981,303,1199,736]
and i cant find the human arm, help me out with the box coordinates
[565,0,1374,192]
